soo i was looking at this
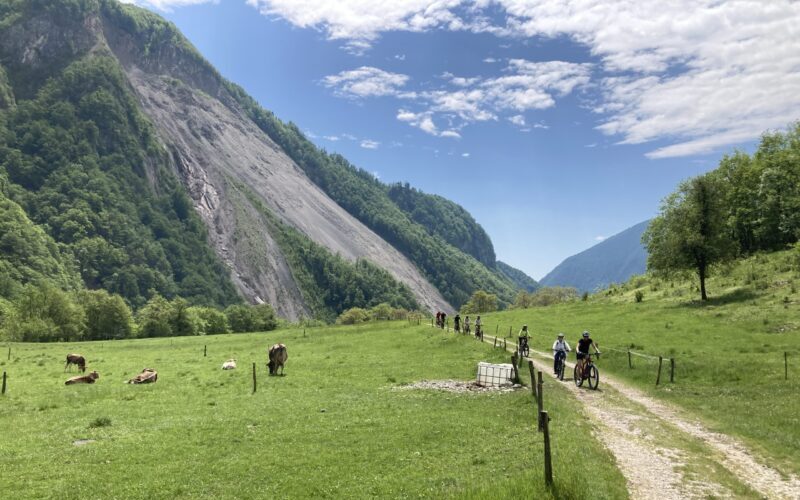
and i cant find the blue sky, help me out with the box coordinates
[127,0,800,279]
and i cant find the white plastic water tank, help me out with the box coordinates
[476,362,514,387]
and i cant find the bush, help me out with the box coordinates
[188,306,229,335]
[224,304,278,333]
[336,307,370,325]
[634,290,644,303]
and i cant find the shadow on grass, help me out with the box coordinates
[673,288,759,308]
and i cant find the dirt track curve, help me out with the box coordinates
[476,331,800,499]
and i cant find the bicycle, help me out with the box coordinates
[574,352,600,389]
[518,336,530,357]
[554,350,569,381]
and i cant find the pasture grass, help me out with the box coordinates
[486,249,800,474]
[0,322,627,499]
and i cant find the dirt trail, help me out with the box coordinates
[477,331,800,499]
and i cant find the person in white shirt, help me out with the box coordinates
[552,333,571,375]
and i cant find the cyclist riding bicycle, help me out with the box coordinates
[552,333,571,375]
[475,315,482,338]
[518,324,530,355]
[576,330,600,376]
[464,316,471,335]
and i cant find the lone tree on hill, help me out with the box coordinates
[642,175,735,301]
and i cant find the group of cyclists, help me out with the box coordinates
[517,326,601,379]
[438,313,483,338]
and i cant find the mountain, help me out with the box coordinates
[495,261,539,292]
[0,0,520,319]
[539,220,650,292]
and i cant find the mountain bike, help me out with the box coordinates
[518,336,529,357]
[574,352,600,389]
[554,350,568,381]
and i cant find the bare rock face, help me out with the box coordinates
[116,67,452,318]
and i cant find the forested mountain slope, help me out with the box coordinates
[540,220,649,292]
[496,261,539,292]
[0,0,520,318]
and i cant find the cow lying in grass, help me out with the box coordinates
[268,344,287,376]
[65,371,99,385]
[127,368,158,384]
[65,354,86,373]
[222,359,237,370]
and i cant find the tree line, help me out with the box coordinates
[644,123,800,300]
[0,282,277,342]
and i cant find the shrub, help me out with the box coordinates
[88,416,112,428]
[336,307,370,325]
[634,290,644,303]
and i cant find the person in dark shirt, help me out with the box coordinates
[454,314,461,333]
[576,330,600,376]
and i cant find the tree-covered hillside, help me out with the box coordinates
[226,84,519,308]
[496,261,540,292]
[386,183,496,267]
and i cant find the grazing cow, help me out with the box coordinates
[127,368,158,384]
[267,344,288,376]
[222,359,237,370]
[65,354,86,373]
[65,371,99,385]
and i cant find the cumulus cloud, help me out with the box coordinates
[259,0,800,158]
[360,139,380,149]
[246,0,465,53]
[461,152,470,157]
[122,0,215,10]
[323,66,410,98]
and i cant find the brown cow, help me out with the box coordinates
[127,368,158,384]
[65,371,99,385]
[65,354,86,373]
[268,344,288,376]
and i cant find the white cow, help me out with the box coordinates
[222,359,237,370]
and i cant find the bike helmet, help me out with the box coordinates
[582,330,590,338]
[558,332,565,338]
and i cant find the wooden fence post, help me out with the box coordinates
[203,345,207,357]
[304,328,307,338]
[627,350,632,369]
[656,356,663,386]
[670,358,675,383]
[528,360,537,399]
[508,326,512,338]
[2,371,6,395]
[541,410,553,485]
[252,363,257,394]
[511,354,519,384]
[495,324,499,336]
[503,339,507,350]
[493,337,497,348]
[537,371,544,432]
[786,352,789,381]
[7,346,10,361]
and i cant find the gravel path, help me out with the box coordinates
[476,331,800,499]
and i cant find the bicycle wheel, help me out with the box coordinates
[587,365,599,390]
[573,364,583,387]
[557,359,565,381]
[521,345,529,357]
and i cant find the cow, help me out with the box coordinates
[267,344,288,376]
[127,368,158,384]
[65,371,99,385]
[222,359,237,370]
[64,354,86,373]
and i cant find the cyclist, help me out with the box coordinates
[464,316,471,335]
[552,333,571,375]
[475,315,482,338]
[454,313,461,333]
[576,330,600,377]
[518,325,530,355]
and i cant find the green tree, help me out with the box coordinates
[225,304,277,333]
[136,294,172,337]
[79,289,133,340]
[188,306,229,335]
[336,307,370,325]
[4,283,85,341]
[643,175,736,301]
[460,290,498,314]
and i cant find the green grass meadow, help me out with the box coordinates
[485,250,800,475]
[0,322,627,499]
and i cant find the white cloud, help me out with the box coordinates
[246,0,465,52]
[123,0,215,10]
[394,54,406,60]
[323,135,340,141]
[594,235,606,242]
[483,57,498,63]
[323,66,409,98]
[461,152,470,157]
[260,0,800,158]
[360,139,380,149]
[508,114,526,126]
